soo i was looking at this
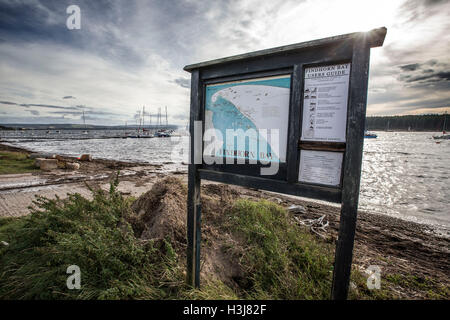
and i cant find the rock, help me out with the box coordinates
[55,155,65,161]
[1,241,9,246]
[34,158,46,168]
[29,153,55,159]
[66,162,80,170]
[57,160,67,169]
[79,154,92,162]
[270,197,283,204]
[39,159,58,171]
[287,204,307,214]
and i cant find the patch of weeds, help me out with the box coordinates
[221,199,334,299]
[0,151,39,175]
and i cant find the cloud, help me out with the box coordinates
[26,109,40,116]
[0,100,18,105]
[399,64,420,72]
[1,0,450,123]
[173,77,190,89]
[398,0,448,23]
[397,60,450,89]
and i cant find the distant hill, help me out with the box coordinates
[366,114,448,131]
[0,123,179,130]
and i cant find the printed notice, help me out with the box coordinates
[298,150,343,186]
[301,63,350,142]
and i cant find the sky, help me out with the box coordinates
[0,0,449,125]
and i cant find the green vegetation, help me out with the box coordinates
[0,178,446,300]
[366,114,449,131]
[0,178,335,300]
[222,200,333,299]
[0,151,39,175]
[0,178,186,299]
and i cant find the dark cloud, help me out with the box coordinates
[399,0,449,23]
[173,77,190,89]
[20,103,80,110]
[399,63,420,71]
[0,0,144,68]
[398,60,450,88]
[0,100,18,105]
[26,110,40,116]
[50,110,120,116]
[0,99,121,118]
[63,96,76,99]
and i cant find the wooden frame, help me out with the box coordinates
[184,27,387,299]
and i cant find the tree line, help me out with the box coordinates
[366,114,448,131]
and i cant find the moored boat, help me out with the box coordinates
[364,131,377,139]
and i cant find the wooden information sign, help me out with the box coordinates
[183,27,387,300]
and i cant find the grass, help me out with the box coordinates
[0,177,446,300]
[0,177,186,299]
[221,199,334,299]
[0,151,39,175]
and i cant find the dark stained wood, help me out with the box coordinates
[286,64,303,183]
[186,70,202,287]
[184,27,386,72]
[331,35,372,300]
[184,27,387,297]
[299,142,347,152]
[198,169,342,203]
[199,43,353,80]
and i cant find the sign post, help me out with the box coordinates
[184,28,387,299]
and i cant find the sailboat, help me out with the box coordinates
[126,106,154,138]
[154,106,172,137]
[433,112,450,140]
[82,110,88,135]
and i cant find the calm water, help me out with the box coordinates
[1,130,449,235]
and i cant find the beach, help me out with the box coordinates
[0,142,448,299]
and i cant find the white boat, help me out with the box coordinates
[433,112,449,140]
[364,131,377,139]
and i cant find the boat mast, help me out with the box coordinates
[158,107,161,129]
[165,106,168,127]
[149,110,152,128]
[137,110,141,133]
[443,112,447,134]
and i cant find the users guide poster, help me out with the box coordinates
[301,63,350,142]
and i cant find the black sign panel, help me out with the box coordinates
[184,27,387,299]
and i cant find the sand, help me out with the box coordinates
[1,143,449,298]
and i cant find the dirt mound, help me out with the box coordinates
[129,177,246,287]
[130,176,188,248]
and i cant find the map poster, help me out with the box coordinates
[204,75,291,163]
[298,150,343,186]
[301,63,350,142]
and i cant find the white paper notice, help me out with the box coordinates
[301,63,350,142]
[298,150,343,186]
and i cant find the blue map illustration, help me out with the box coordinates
[204,76,291,162]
